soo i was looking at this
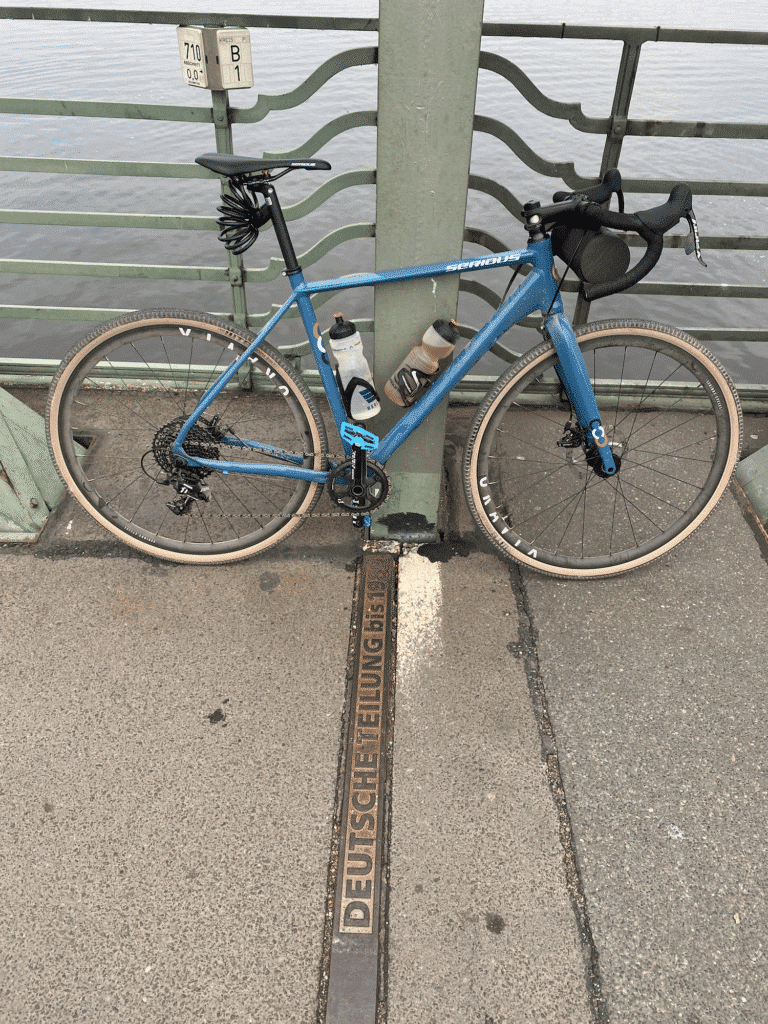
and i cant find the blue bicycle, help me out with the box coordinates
[46,158,742,579]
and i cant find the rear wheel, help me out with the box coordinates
[463,319,742,579]
[47,309,327,563]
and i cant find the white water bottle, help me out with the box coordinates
[328,313,380,421]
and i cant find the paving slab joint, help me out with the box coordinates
[508,564,609,1024]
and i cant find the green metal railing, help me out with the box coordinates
[1,9,767,405]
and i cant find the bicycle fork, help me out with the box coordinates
[544,311,617,476]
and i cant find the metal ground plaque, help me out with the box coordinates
[325,551,397,1024]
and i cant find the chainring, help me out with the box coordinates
[327,458,390,512]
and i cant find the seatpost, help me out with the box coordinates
[261,183,301,275]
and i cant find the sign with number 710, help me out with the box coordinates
[176,26,253,91]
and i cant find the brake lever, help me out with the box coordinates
[684,209,707,267]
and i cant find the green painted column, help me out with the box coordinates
[0,387,78,541]
[371,0,484,542]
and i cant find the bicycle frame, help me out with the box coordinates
[172,237,617,479]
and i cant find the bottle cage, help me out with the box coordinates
[216,176,272,255]
[392,365,441,407]
[336,372,381,419]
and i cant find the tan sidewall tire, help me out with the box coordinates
[465,321,742,579]
[47,311,325,564]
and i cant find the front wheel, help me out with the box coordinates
[47,309,328,563]
[463,319,742,579]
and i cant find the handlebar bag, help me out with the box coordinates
[551,224,630,285]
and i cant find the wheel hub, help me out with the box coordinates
[585,442,623,478]
[563,423,627,480]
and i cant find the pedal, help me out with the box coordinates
[341,421,379,451]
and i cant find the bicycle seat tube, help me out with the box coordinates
[260,180,301,275]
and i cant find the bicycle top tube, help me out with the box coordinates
[297,243,544,298]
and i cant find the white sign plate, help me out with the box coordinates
[176,27,208,89]
[176,26,253,91]
[212,29,254,90]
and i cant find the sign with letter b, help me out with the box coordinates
[176,26,253,90]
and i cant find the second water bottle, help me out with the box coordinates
[384,319,460,407]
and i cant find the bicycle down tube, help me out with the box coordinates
[171,238,617,479]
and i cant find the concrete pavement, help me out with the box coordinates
[1,397,767,1023]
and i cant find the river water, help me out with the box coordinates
[1,0,767,384]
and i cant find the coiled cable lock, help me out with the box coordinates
[216,177,272,255]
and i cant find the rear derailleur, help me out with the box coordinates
[163,466,212,516]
